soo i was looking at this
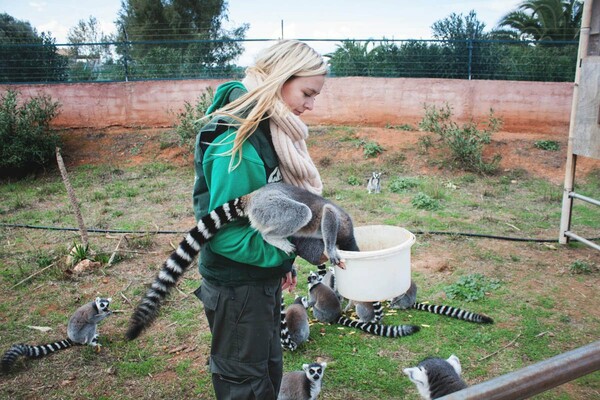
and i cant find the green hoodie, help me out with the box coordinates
[192,81,295,286]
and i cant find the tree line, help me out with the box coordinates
[0,0,583,83]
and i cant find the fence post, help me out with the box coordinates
[468,37,473,80]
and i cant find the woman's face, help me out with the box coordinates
[281,74,325,116]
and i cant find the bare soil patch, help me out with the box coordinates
[59,126,600,184]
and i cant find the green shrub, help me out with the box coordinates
[174,87,214,150]
[411,192,441,210]
[347,175,361,186]
[389,176,420,193]
[0,89,61,176]
[534,140,560,151]
[569,260,593,275]
[444,273,501,302]
[362,140,385,158]
[419,103,502,174]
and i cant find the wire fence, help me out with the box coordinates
[0,38,578,84]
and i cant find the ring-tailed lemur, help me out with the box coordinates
[389,281,494,324]
[280,295,310,351]
[403,355,467,399]
[307,272,419,338]
[278,361,327,400]
[367,171,382,194]
[126,182,359,340]
[316,264,384,323]
[2,297,112,372]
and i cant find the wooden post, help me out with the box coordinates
[56,147,88,247]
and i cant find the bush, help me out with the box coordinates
[534,140,560,151]
[419,103,502,174]
[444,273,501,302]
[389,176,420,193]
[411,192,441,210]
[0,89,61,176]
[175,87,214,151]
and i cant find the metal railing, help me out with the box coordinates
[0,38,578,84]
[440,340,600,399]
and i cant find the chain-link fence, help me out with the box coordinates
[0,38,578,84]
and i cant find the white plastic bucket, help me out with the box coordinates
[334,225,415,302]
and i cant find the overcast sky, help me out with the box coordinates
[2,0,523,65]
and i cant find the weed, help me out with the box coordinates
[411,192,441,210]
[362,140,385,158]
[444,273,501,302]
[318,156,332,167]
[69,242,91,265]
[347,175,362,186]
[534,140,560,151]
[127,235,155,250]
[389,176,420,193]
[174,87,215,151]
[569,260,593,274]
[386,123,416,131]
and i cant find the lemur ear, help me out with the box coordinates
[403,366,426,384]
[447,354,462,375]
[302,364,309,372]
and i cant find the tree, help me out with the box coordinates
[326,41,377,76]
[67,16,116,81]
[431,10,504,79]
[67,16,114,60]
[0,13,67,82]
[115,0,248,79]
[494,0,583,41]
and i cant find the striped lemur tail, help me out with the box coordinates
[390,281,494,324]
[126,197,247,340]
[2,340,74,373]
[335,315,419,337]
[412,302,494,324]
[280,296,297,351]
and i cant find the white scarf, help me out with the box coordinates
[242,74,323,195]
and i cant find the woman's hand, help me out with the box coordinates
[281,270,297,293]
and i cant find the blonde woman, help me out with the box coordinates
[192,40,327,399]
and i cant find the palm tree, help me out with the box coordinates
[493,0,583,41]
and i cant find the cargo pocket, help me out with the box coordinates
[194,281,220,312]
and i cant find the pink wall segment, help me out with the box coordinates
[1,77,574,134]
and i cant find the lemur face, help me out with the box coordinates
[303,362,327,382]
[95,297,112,312]
[307,272,321,285]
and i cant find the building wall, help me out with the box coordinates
[1,77,574,134]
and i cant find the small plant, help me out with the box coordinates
[444,273,501,302]
[347,175,361,186]
[419,103,502,174]
[174,87,214,150]
[411,192,441,210]
[534,140,560,151]
[68,242,91,266]
[386,123,416,131]
[0,89,61,176]
[389,177,420,193]
[362,140,385,158]
[569,260,593,275]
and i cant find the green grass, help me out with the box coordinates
[0,127,599,399]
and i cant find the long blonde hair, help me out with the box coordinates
[210,40,327,168]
